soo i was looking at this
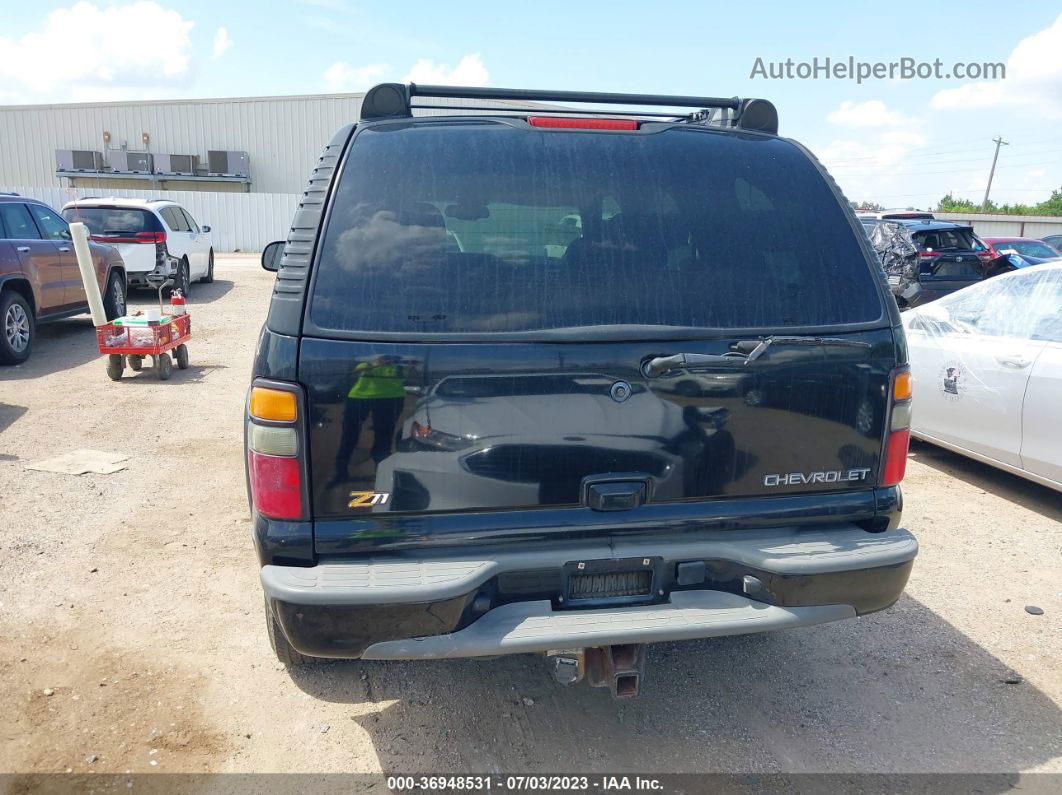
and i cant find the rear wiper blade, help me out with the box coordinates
[642,335,872,377]
[742,335,873,361]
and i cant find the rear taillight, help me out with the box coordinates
[247,452,302,519]
[528,116,638,130]
[881,367,912,487]
[918,251,936,258]
[247,384,304,519]
[90,231,166,244]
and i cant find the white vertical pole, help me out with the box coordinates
[70,222,108,326]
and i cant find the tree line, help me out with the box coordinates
[851,190,1062,216]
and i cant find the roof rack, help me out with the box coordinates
[360,83,779,134]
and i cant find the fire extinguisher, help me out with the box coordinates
[171,289,186,316]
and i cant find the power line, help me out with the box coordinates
[866,188,1059,199]
[846,180,1061,198]
[822,136,1061,164]
[825,134,991,157]
[828,150,1061,171]
[829,161,1062,178]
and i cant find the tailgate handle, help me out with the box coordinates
[585,479,648,512]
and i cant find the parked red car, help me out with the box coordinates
[982,236,1062,264]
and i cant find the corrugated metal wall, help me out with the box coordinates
[935,212,1062,238]
[10,186,299,252]
[0,93,365,194]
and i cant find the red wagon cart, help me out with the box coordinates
[97,312,191,381]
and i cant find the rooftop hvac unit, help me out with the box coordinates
[206,150,249,177]
[56,150,105,172]
[154,154,199,176]
[109,150,154,174]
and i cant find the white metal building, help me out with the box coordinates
[0,92,373,195]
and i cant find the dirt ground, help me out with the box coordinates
[1,255,1059,776]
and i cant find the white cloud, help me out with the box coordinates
[323,61,390,92]
[212,26,232,59]
[818,134,928,207]
[816,99,932,204]
[0,1,195,102]
[932,13,1062,117]
[827,99,911,128]
[819,133,926,176]
[323,54,490,92]
[403,54,488,86]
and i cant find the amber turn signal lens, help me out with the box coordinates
[249,387,297,422]
[893,369,912,401]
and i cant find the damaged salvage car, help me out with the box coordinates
[247,83,917,697]
[867,218,994,309]
[903,262,1062,492]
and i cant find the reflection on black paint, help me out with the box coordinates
[330,355,419,482]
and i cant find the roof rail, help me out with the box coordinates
[360,83,778,134]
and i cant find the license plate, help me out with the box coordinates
[569,570,653,600]
[563,557,659,604]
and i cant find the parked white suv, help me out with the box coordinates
[62,198,214,295]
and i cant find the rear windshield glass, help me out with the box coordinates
[61,206,162,236]
[309,122,883,334]
[911,227,976,251]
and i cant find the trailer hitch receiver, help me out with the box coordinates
[586,644,647,698]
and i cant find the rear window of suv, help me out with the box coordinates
[911,227,976,251]
[309,122,883,335]
[61,206,163,237]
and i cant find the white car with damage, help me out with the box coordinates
[62,198,214,295]
[902,262,1062,491]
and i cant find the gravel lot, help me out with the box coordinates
[1,255,1059,776]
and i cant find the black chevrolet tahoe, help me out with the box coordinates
[247,84,917,697]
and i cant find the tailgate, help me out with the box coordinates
[303,330,895,539]
[111,242,157,273]
[922,251,983,280]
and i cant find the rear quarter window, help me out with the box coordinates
[309,123,884,336]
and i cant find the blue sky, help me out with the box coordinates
[2,0,1060,207]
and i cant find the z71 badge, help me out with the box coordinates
[764,468,872,487]
[348,491,390,508]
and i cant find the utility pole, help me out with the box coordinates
[981,136,1009,210]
